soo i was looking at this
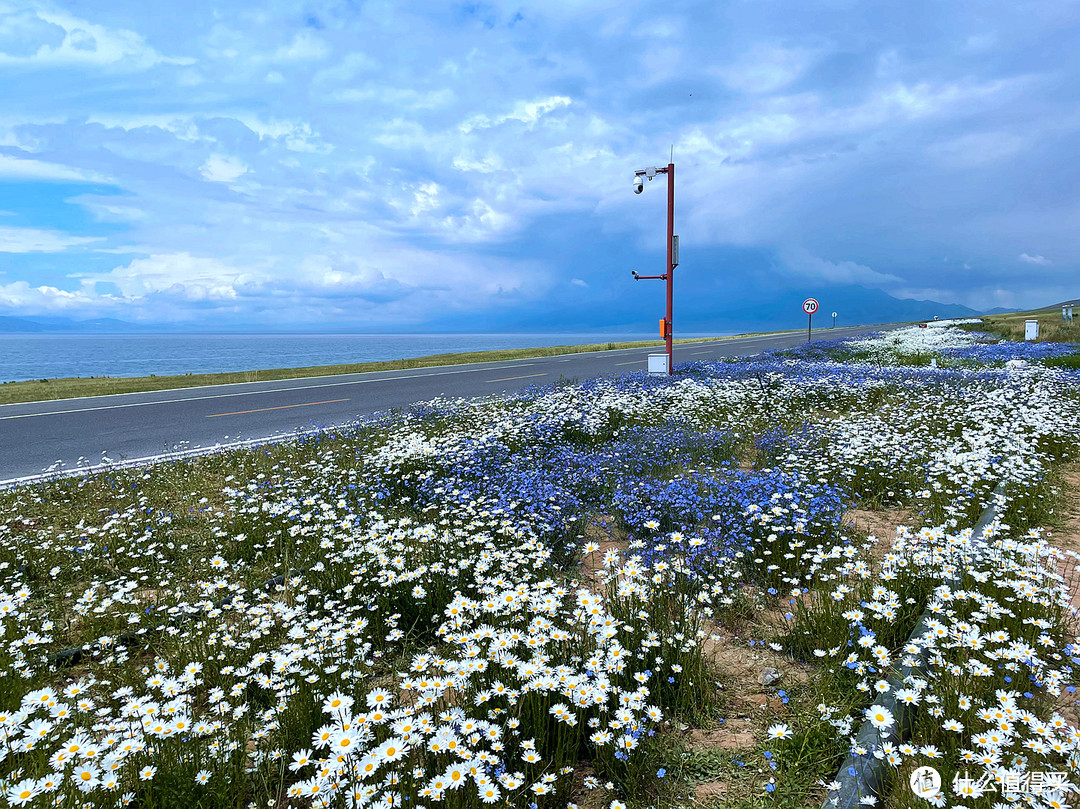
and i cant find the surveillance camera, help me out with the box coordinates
[631,270,638,277]
[633,176,644,194]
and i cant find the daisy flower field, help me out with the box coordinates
[0,322,1078,809]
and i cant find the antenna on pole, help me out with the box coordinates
[670,144,674,163]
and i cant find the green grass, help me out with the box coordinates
[1047,353,1080,370]
[958,305,1080,343]
[0,334,770,406]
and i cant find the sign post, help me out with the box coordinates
[803,298,819,342]
[832,311,837,329]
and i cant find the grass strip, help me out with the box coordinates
[960,309,1080,343]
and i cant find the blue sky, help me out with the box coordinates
[0,1,1077,331]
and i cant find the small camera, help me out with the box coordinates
[633,176,644,194]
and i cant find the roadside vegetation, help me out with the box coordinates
[957,306,1080,344]
[0,321,1079,808]
[0,336,751,407]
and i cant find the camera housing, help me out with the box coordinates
[633,176,644,194]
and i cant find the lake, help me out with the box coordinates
[0,332,732,383]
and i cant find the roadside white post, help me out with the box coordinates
[1025,319,1039,341]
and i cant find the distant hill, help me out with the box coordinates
[0,316,50,333]
[0,315,151,333]
[2,286,1062,335]
[680,286,982,333]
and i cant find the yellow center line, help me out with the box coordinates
[486,373,548,383]
[207,398,350,418]
[614,359,648,366]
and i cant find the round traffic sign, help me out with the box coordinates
[802,298,819,315]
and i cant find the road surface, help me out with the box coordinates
[0,325,888,484]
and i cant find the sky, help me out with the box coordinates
[0,0,1078,332]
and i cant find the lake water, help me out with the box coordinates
[0,332,732,383]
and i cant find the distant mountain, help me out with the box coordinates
[0,284,1022,335]
[983,307,1019,315]
[0,316,50,333]
[0,315,152,333]
[680,286,981,333]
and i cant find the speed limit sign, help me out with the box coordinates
[803,298,818,342]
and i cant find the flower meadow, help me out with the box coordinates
[0,323,1079,809]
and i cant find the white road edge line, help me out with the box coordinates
[0,433,308,488]
[0,330,878,422]
[0,363,540,421]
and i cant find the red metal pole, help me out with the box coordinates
[665,162,674,374]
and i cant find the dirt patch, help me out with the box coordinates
[565,763,611,809]
[695,779,731,804]
[700,623,809,745]
[1054,689,1080,730]
[1043,467,1080,623]
[845,507,914,559]
[1048,467,1080,722]
[704,626,810,690]
[687,728,756,750]
[580,515,628,594]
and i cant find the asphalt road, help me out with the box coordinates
[0,325,890,484]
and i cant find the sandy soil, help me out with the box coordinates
[845,507,914,559]
[1045,467,1080,726]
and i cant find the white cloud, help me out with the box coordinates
[781,248,902,286]
[200,154,248,183]
[313,52,378,85]
[0,2,1073,328]
[459,96,572,133]
[714,43,821,94]
[272,31,330,62]
[926,131,1027,167]
[0,226,100,252]
[0,153,109,182]
[0,279,101,312]
[409,183,440,217]
[85,113,205,142]
[74,252,251,301]
[1019,252,1051,266]
[331,86,455,110]
[570,278,588,287]
[0,7,192,69]
[232,115,330,153]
